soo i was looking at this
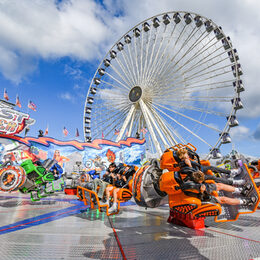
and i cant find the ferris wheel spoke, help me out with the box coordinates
[109,63,133,88]
[180,55,230,79]
[133,35,141,84]
[156,82,232,100]
[174,33,217,67]
[139,99,164,154]
[171,37,222,76]
[96,107,130,138]
[94,100,131,118]
[139,27,145,85]
[146,24,177,81]
[94,96,129,109]
[183,79,234,91]
[143,27,160,85]
[132,112,141,138]
[156,28,209,79]
[166,23,197,67]
[183,63,232,82]
[154,104,213,148]
[145,25,169,83]
[146,23,188,86]
[92,107,129,132]
[171,69,231,88]
[143,101,172,149]
[100,80,129,94]
[104,71,131,90]
[151,25,198,82]
[114,57,136,87]
[141,25,153,85]
[153,102,222,133]
[127,108,137,137]
[146,103,178,145]
[156,79,233,101]
[149,102,187,144]
[160,34,217,80]
[156,77,233,97]
[155,99,227,117]
[174,46,227,77]
[157,96,232,102]
[126,42,138,84]
[166,122,187,144]
[116,105,136,141]
[120,50,138,86]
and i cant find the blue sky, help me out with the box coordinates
[1,0,260,157]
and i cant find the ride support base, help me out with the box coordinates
[167,209,205,229]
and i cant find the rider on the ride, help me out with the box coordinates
[176,148,244,186]
[102,164,136,213]
[181,170,256,206]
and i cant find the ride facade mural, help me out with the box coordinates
[0,135,146,173]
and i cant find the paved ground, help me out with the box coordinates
[0,192,259,260]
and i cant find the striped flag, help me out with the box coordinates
[44,126,48,136]
[63,127,68,137]
[28,100,37,111]
[75,128,79,137]
[24,127,30,136]
[141,127,148,134]
[4,89,9,101]
[16,95,21,108]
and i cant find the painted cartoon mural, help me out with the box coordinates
[0,135,145,175]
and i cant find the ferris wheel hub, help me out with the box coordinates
[129,86,142,103]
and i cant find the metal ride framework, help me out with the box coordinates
[83,11,244,158]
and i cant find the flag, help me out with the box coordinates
[24,127,30,136]
[44,126,48,136]
[28,100,36,111]
[63,127,68,137]
[141,127,148,134]
[4,89,9,101]
[75,128,79,137]
[114,129,120,135]
[102,131,104,139]
[16,95,21,108]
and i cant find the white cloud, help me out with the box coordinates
[229,125,251,141]
[0,0,119,83]
[59,91,75,102]
[253,123,260,140]
[64,65,83,80]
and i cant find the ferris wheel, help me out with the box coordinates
[83,11,244,158]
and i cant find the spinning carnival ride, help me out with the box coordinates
[84,11,244,158]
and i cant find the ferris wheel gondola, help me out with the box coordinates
[83,11,244,158]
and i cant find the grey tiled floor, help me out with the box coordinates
[0,192,259,260]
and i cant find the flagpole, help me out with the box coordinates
[27,99,29,113]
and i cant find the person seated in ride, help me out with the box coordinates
[103,164,135,213]
[50,163,63,180]
[92,163,117,199]
[87,169,100,180]
[176,148,241,178]
[182,170,256,206]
